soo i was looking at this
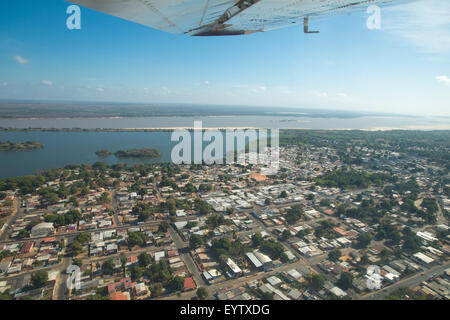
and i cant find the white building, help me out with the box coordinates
[31,222,54,237]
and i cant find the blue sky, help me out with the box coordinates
[0,0,449,116]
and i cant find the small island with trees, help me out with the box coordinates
[115,148,162,159]
[95,148,162,159]
[95,149,113,158]
[0,141,44,151]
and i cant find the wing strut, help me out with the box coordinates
[303,17,319,34]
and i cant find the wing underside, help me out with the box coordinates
[67,0,409,35]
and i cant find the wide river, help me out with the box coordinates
[0,115,448,178]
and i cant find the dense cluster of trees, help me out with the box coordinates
[251,233,288,262]
[45,209,81,226]
[30,271,48,289]
[206,214,230,229]
[316,169,395,189]
[127,231,148,247]
[210,237,249,263]
[194,198,212,215]
[132,202,155,222]
[306,273,326,292]
[286,205,303,225]
[0,141,43,151]
[115,148,162,159]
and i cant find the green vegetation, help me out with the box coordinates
[306,273,326,292]
[167,276,185,292]
[101,260,115,275]
[194,198,212,215]
[31,271,48,289]
[210,237,249,262]
[328,249,342,261]
[336,272,354,290]
[356,232,372,248]
[127,231,148,247]
[206,214,230,229]
[260,239,288,262]
[138,252,153,267]
[95,149,113,158]
[45,209,81,226]
[114,148,161,159]
[385,288,432,300]
[132,202,156,222]
[189,234,203,250]
[0,141,43,151]
[316,168,395,189]
[286,204,304,225]
[196,287,208,300]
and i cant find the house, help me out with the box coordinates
[226,258,242,277]
[184,277,196,291]
[109,291,131,300]
[134,282,149,297]
[20,241,34,254]
[31,223,54,237]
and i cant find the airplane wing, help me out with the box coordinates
[67,0,413,36]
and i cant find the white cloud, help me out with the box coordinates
[315,91,328,98]
[383,0,450,53]
[204,80,210,85]
[337,93,347,97]
[436,75,450,86]
[0,82,7,87]
[42,80,53,86]
[96,87,105,92]
[13,55,30,65]
[252,85,266,93]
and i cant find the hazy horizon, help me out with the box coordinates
[1,0,450,117]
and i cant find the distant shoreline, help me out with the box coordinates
[1,126,450,132]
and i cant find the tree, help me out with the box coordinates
[360,255,370,265]
[101,260,115,275]
[189,234,203,250]
[280,229,291,241]
[260,292,274,300]
[168,276,184,292]
[158,221,170,234]
[73,258,82,267]
[128,231,147,247]
[328,249,342,262]
[286,205,303,225]
[31,271,48,289]
[151,283,163,298]
[279,191,288,198]
[357,232,372,248]
[194,199,212,215]
[196,287,208,300]
[96,192,110,204]
[138,252,153,267]
[71,240,83,256]
[337,272,354,290]
[251,232,263,248]
[75,232,91,244]
[306,273,325,292]
[130,266,144,281]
